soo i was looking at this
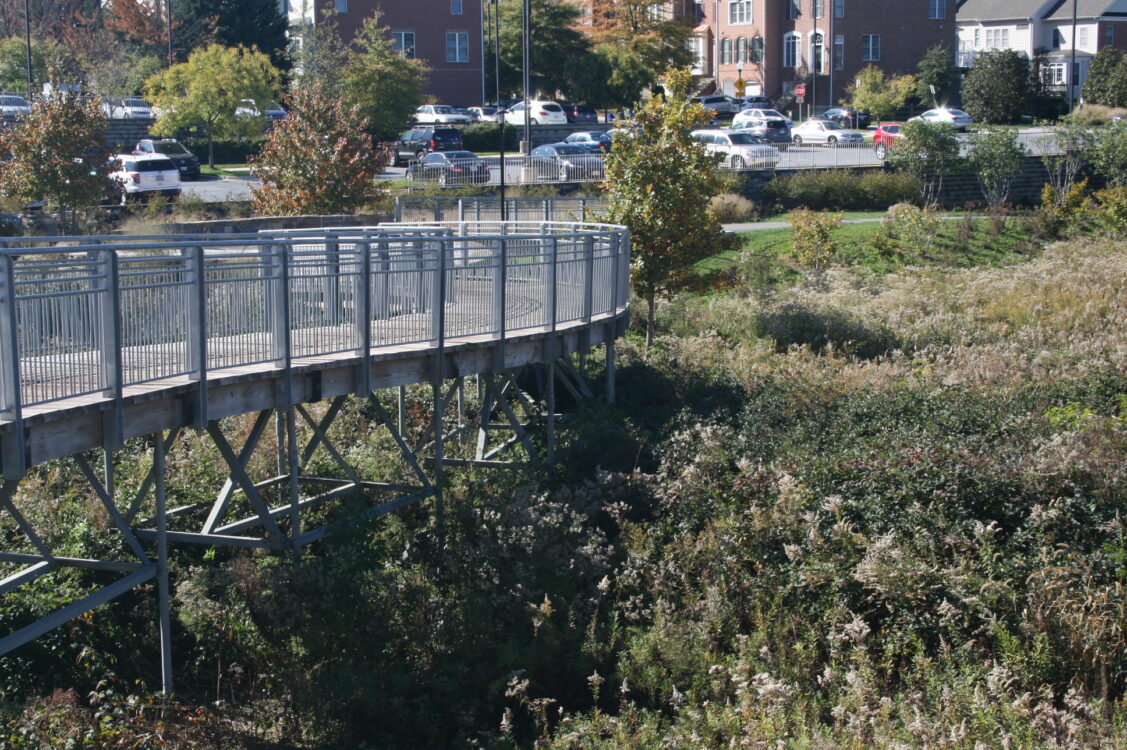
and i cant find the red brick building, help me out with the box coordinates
[288,0,486,106]
[682,0,957,111]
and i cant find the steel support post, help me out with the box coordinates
[605,340,616,404]
[287,406,301,540]
[154,432,173,695]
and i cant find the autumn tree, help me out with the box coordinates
[145,44,281,166]
[340,12,428,140]
[845,65,916,123]
[0,91,110,230]
[250,84,388,216]
[587,0,693,74]
[603,68,733,348]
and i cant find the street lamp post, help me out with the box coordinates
[521,0,531,151]
[23,0,33,98]
[494,0,506,219]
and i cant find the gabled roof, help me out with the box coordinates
[956,0,1051,22]
[1043,0,1127,20]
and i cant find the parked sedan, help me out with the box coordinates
[0,94,30,117]
[560,103,599,124]
[910,107,974,130]
[407,150,490,186]
[871,123,904,160]
[564,131,613,153]
[823,107,871,129]
[469,106,501,122]
[528,143,605,181]
[732,108,794,129]
[104,97,154,119]
[689,129,781,169]
[790,119,865,146]
[414,105,473,124]
[691,95,740,116]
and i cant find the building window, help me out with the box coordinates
[721,38,733,65]
[391,31,416,59]
[986,28,1009,49]
[335,0,346,11]
[862,34,879,61]
[974,28,981,48]
[1078,27,1089,48]
[1107,25,1115,46]
[451,0,463,14]
[811,31,824,73]
[813,0,823,18]
[833,34,843,70]
[784,32,800,67]
[1052,28,1064,49]
[729,0,753,24]
[688,36,705,74]
[787,0,799,20]
[928,0,944,19]
[834,0,844,17]
[1042,62,1066,86]
[446,31,469,62]
[739,36,751,63]
[751,35,764,63]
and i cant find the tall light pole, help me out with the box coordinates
[1068,0,1078,111]
[23,0,33,98]
[521,0,531,151]
[494,0,506,219]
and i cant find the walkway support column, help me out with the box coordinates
[154,431,173,695]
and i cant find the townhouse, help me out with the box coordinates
[683,0,956,110]
[956,0,1127,101]
[285,0,486,106]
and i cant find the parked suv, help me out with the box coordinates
[730,110,792,146]
[560,103,599,124]
[689,129,780,169]
[394,127,464,166]
[691,95,739,115]
[110,153,182,203]
[133,138,201,180]
[0,94,31,117]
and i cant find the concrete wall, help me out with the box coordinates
[158,213,393,234]
[1,115,153,152]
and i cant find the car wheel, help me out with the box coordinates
[731,155,745,170]
[875,144,888,160]
[838,118,850,129]
[415,151,426,163]
[530,118,539,126]
[792,136,803,145]
[558,165,570,182]
[827,136,837,146]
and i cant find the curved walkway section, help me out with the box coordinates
[0,221,631,475]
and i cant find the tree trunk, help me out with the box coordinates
[645,294,655,350]
[208,136,215,169]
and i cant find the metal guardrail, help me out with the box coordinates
[0,222,629,437]
[395,196,607,223]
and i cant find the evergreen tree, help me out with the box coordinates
[178,0,288,70]
[915,44,960,105]
[1081,47,1127,108]
[961,49,1032,124]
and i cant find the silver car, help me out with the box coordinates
[690,129,781,169]
[790,119,865,146]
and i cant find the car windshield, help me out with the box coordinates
[122,99,148,107]
[446,151,475,159]
[267,101,283,111]
[816,121,845,130]
[433,106,457,114]
[553,145,588,155]
[727,133,760,145]
[152,142,190,155]
[1,97,26,106]
[948,109,969,117]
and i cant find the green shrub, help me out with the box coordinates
[180,135,267,164]
[460,121,518,153]
[766,170,921,211]
[857,171,923,208]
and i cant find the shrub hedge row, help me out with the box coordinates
[765,169,923,210]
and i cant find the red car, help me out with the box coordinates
[872,123,904,160]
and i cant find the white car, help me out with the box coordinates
[790,119,865,146]
[469,106,501,122]
[0,94,31,117]
[690,129,780,169]
[732,108,794,129]
[503,100,568,126]
[103,97,153,119]
[910,108,974,130]
[110,153,181,204]
[691,95,740,115]
[414,105,473,124]
[236,99,286,121]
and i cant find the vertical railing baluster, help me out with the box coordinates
[99,247,124,450]
[270,243,289,369]
[355,242,371,396]
[188,245,207,429]
[582,234,595,325]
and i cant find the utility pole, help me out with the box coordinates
[23,0,33,98]
[1068,0,1078,111]
[494,0,506,219]
[812,4,818,116]
[521,0,531,151]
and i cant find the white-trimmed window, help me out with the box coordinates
[721,38,733,65]
[737,36,748,63]
[335,0,347,11]
[986,28,1010,49]
[813,0,823,18]
[451,0,463,14]
[1078,26,1089,48]
[750,36,764,63]
[810,31,824,73]
[1052,28,1064,49]
[974,28,981,48]
[446,31,469,62]
[862,34,879,61]
[787,0,800,20]
[833,34,844,70]
[688,36,705,74]
[834,0,844,18]
[928,0,944,20]
[784,32,800,67]
[729,0,753,24]
[1043,62,1066,86]
[391,31,416,59]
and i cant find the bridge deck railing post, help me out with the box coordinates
[0,254,25,479]
[187,245,208,428]
[97,246,123,450]
[355,242,372,396]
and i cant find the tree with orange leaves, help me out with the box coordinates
[586,0,694,74]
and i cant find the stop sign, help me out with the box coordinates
[794,83,807,99]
